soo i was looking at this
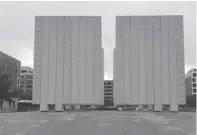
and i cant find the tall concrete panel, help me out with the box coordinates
[48,17,57,105]
[93,17,102,105]
[113,49,116,104]
[63,17,72,104]
[40,17,50,111]
[138,17,147,105]
[101,49,104,105]
[33,16,103,111]
[130,17,139,105]
[71,17,79,104]
[145,17,154,105]
[114,16,185,111]
[153,16,162,111]
[55,17,64,111]
[122,17,131,104]
[114,17,122,105]
[176,16,186,105]
[33,16,42,105]
[86,18,94,104]
[169,16,178,112]
[161,17,170,105]
[78,17,87,104]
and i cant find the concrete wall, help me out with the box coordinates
[33,16,103,111]
[114,16,185,112]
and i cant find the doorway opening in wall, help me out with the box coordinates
[48,104,55,112]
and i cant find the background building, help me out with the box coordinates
[20,66,33,92]
[104,80,113,106]
[0,50,21,90]
[33,16,104,112]
[185,68,196,96]
[114,16,185,112]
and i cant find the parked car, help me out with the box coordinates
[118,107,122,111]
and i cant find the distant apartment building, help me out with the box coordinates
[0,50,21,90]
[185,68,196,96]
[20,66,33,92]
[104,80,113,106]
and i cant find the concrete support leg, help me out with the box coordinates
[154,105,162,112]
[170,105,178,112]
[40,103,48,112]
[138,105,143,110]
[55,104,63,112]
[65,105,71,110]
[75,105,80,110]
[148,105,153,111]
[40,105,48,112]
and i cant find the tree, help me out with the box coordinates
[0,72,13,110]
[0,72,12,100]
[8,89,21,98]
[20,90,32,100]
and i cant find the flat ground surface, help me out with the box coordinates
[0,111,196,135]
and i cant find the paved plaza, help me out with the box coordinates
[0,111,196,135]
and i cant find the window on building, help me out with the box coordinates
[193,83,196,87]
[26,81,32,83]
[107,82,111,85]
[26,85,32,88]
[192,78,196,82]
[193,89,196,93]
[21,70,27,73]
[26,76,32,80]
[20,76,25,79]
[193,73,196,77]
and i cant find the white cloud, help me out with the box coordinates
[0,1,195,77]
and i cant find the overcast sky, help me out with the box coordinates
[0,1,196,80]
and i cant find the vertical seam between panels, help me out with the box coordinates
[85,17,87,104]
[130,17,132,104]
[33,17,36,104]
[34,17,37,104]
[160,17,163,106]
[63,17,65,106]
[145,18,147,104]
[175,17,179,107]
[70,18,72,105]
[168,26,171,107]
[152,16,155,107]
[137,20,139,105]
[78,18,80,104]
[40,16,43,106]
[93,18,95,103]
[48,17,51,105]
[55,17,57,108]
[122,21,125,105]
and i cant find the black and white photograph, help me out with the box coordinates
[0,1,196,135]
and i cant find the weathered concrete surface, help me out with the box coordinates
[114,16,185,112]
[0,111,195,135]
[33,16,103,111]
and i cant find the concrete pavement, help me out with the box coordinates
[0,111,196,135]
